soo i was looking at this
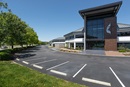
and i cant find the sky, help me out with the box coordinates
[3,0,130,41]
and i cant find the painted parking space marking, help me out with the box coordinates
[33,59,57,65]
[50,70,67,76]
[82,77,111,86]
[46,61,69,70]
[73,64,87,78]
[22,61,29,64]
[16,58,20,61]
[24,57,47,61]
[33,64,43,69]
[109,67,126,87]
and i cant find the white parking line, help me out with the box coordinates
[50,70,67,76]
[82,77,111,86]
[25,57,47,61]
[109,67,125,87]
[73,64,87,78]
[46,61,69,70]
[33,64,43,69]
[33,59,57,65]
[22,61,29,64]
[16,58,20,61]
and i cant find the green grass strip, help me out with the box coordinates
[0,61,87,87]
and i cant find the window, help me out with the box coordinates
[76,34,84,38]
[65,35,74,40]
[86,18,104,39]
[118,31,130,36]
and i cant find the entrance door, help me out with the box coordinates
[86,41,104,50]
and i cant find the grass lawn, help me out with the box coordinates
[0,61,87,87]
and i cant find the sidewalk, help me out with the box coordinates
[50,47,128,57]
[105,51,125,56]
[79,50,125,57]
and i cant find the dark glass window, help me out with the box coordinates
[76,34,84,38]
[65,35,74,40]
[87,41,104,50]
[86,18,104,39]
[117,31,130,36]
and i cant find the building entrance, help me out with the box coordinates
[86,41,104,50]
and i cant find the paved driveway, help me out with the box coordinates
[15,45,130,87]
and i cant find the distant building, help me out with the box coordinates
[64,27,84,50]
[49,37,65,48]
[117,23,130,48]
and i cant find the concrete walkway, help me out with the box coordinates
[80,50,125,57]
[105,51,125,56]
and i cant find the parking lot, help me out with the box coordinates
[15,45,130,87]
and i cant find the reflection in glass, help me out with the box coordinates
[86,18,104,39]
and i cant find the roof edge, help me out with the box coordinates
[79,1,122,18]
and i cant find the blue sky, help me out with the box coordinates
[4,0,130,41]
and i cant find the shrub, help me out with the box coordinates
[0,49,13,54]
[0,52,14,60]
[126,48,130,52]
[118,46,130,52]
[119,50,126,52]
[118,46,126,50]
[0,46,36,60]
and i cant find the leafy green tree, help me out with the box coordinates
[0,1,39,49]
[0,13,7,47]
[0,1,11,47]
[15,21,27,48]
[0,1,11,12]
[25,27,39,46]
[3,12,25,49]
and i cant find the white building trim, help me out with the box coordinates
[65,38,84,43]
[117,36,130,43]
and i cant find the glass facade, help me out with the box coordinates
[76,34,84,38]
[86,19,104,39]
[86,18,105,50]
[87,41,104,50]
[65,35,74,40]
[117,31,130,36]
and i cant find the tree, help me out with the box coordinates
[15,21,27,48]
[0,1,11,47]
[3,12,26,49]
[0,13,7,47]
[25,27,39,46]
[0,1,39,48]
[0,1,11,12]
[0,12,39,49]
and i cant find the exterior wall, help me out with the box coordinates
[105,39,117,51]
[104,16,117,51]
[65,33,84,49]
[51,42,65,48]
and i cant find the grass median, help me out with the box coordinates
[0,61,87,87]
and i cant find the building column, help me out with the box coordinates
[84,16,87,51]
[68,43,70,48]
[74,42,76,49]
[104,16,117,51]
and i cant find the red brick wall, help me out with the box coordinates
[105,39,117,51]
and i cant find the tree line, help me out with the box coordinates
[0,2,39,49]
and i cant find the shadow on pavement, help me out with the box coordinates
[15,53,36,59]
[14,46,42,59]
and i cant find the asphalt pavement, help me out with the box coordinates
[14,45,130,87]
